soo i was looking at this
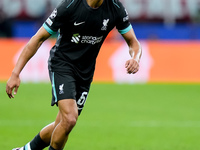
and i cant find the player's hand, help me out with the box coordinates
[125,58,139,74]
[6,72,21,99]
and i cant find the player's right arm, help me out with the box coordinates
[6,27,51,99]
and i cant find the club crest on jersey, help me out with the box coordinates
[50,9,57,19]
[101,19,109,31]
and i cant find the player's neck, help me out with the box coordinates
[86,0,104,8]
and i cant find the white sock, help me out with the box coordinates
[24,142,31,150]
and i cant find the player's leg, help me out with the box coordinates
[40,111,62,144]
[47,71,91,149]
[49,99,78,150]
[13,111,62,150]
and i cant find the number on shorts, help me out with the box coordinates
[77,92,88,106]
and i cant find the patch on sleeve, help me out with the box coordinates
[46,18,53,26]
[50,9,57,19]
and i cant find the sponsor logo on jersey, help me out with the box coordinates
[81,36,103,45]
[59,84,64,94]
[101,19,109,31]
[71,33,81,44]
[71,33,103,45]
[74,21,85,26]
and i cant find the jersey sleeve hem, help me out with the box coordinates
[118,24,132,34]
[43,23,57,35]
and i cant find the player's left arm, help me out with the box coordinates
[122,28,142,74]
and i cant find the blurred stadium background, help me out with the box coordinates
[0,0,200,83]
[1,0,200,150]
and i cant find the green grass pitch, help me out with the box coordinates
[0,82,200,150]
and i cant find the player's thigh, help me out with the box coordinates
[55,111,62,126]
[58,99,78,127]
[58,99,78,117]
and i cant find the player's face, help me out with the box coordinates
[87,0,104,8]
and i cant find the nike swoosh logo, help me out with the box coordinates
[74,21,85,26]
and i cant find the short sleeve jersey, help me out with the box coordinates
[43,0,132,81]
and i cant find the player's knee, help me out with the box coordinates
[66,115,77,128]
[61,114,78,132]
